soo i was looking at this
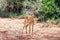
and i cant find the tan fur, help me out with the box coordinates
[22,9,35,35]
[22,16,34,35]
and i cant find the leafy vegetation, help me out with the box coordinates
[38,0,60,22]
[0,0,60,22]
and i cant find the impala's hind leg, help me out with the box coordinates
[29,25,31,35]
[25,26,27,34]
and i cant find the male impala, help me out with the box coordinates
[22,9,35,35]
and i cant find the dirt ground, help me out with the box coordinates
[0,18,60,40]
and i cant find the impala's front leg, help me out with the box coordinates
[32,25,34,35]
[25,24,28,35]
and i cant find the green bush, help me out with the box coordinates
[0,11,21,18]
[36,0,60,22]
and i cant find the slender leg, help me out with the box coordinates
[26,26,27,35]
[22,22,26,34]
[29,25,31,35]
[25,24,28,35]
[22,26,25,34]
[32,25,34,35]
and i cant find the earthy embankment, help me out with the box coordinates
[0,18,60,40]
